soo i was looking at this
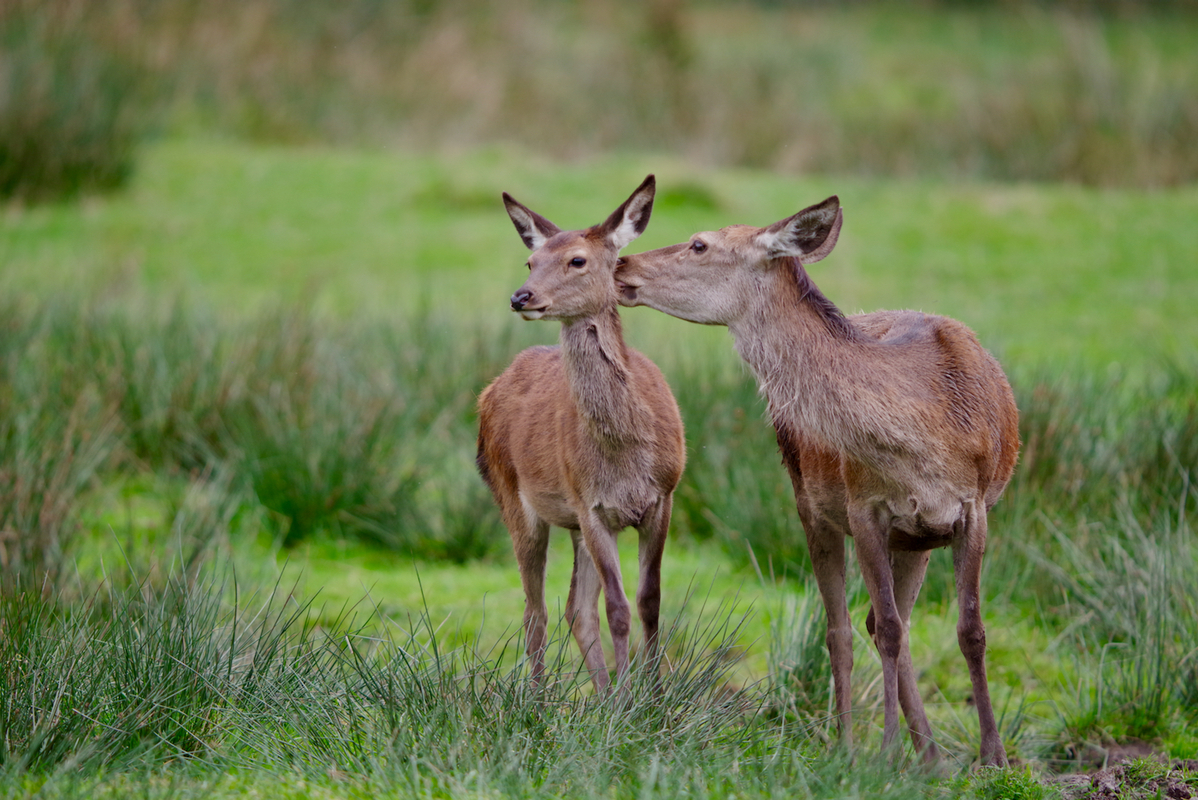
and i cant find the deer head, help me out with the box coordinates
[615,195,842,326]
[504,176,656,323]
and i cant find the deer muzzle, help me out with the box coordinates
[510,289,534,311]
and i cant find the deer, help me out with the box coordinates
[476,175,686,695]
[614,195,1018,766]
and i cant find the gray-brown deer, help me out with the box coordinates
[615,196,1017,765]
[476,176,685,694]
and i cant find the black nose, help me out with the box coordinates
[510,289,533,311]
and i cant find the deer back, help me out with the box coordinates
[616,196,1018,518]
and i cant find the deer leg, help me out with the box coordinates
[635,495,672,682]
[953,506,1008,767]
[801,517,854,747]
[580,511,632,689]
[511,515,551,684]
[567,529,609,693]
[888,549,938,762]
[848,505,904,757]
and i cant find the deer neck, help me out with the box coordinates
[559,306,644,446]
[728,261,874,451]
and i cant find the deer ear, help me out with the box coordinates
[756,196,842,263]
[503,192,561,251]
[599,174,655,251]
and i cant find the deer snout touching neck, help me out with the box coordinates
[476,176,686,695]
[617,195,1018,766]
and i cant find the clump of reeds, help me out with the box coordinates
[0,2,155,202]
[1041,487,1198,758]
[3,296,1195,603]
[7,557,954,800]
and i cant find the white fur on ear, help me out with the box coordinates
[601,175,655,252]
[503,192,561,251]
[755,225,799,259]
[609,192,652,251]
[756,196,842,262]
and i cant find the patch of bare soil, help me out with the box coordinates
[1050,759,1198,800]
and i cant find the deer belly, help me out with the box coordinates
[886,495,969,552]
[592,501,654,532]
[519,489,579,530]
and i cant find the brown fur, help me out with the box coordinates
[477,176,685,693]
[616,196,1018,765]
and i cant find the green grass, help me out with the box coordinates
[2,139,1196,796]
[5,2,1198,796]
[3,139,1197,369]
[0,563,946,800]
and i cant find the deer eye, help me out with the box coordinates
[690,240,707,253]
[570,257,587,267]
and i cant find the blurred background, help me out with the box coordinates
[5,0,1198,203]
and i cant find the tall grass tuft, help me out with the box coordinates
[2,553,955,799]
[0,2,154,202]
[1013,362,1198,513]
[0,302,119,591]
[767,588,833,732]
[0,559,342,774]
[1,299,516,568]
[5,294,1196,587]
[669,357,811,575]
[1041,485,1198,756]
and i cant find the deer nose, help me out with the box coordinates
[510,289,533,311]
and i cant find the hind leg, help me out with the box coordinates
[635,495,671,675]
[888,548,937,762]
[954,507,1007,766]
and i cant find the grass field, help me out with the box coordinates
[4,1,1198,796]
[5,139,1197,368]
[3,137,1197,799]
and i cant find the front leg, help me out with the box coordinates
[510,516,552,684]
[847,501,904,757]
[888,549,937,762]
[799,512,854,747]
[579,510,632,688]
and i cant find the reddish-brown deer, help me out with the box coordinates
[476,176,685,694]
[615,196,1017,765]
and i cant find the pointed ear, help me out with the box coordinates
[755,196,843,263]
[598,174,655,251]
[503,192,561,251]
